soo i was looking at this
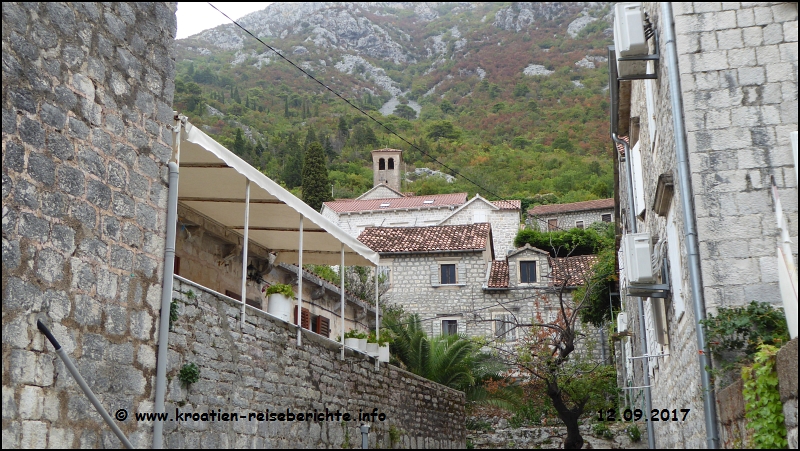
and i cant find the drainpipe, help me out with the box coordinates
[153,158,180,448]
[661,3,720,448]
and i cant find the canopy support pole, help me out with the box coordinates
[341,244,346,360]
[240,180,251,328]
[297,216,304,346]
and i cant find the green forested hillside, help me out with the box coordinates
[173,2,614,207]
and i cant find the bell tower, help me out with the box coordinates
[371,148,403,192]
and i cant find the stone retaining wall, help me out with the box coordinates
[163,277,465,448]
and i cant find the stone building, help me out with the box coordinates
[528,198,615,231]
[371,148,403,192]
[609,2,797,449]
[357,224,608,361]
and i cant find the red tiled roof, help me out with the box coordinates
[491,200,521,210]
[487,261,509,288]
[358,223,491,253]
[324,193,468,213]
[548,255,599,286]
[528,198,614,216]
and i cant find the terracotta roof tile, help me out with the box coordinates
[491,200,522,210]
[488,260,509,288]
[528,198,615,216]
[547,255,599,286]
[324,193,468,213]
[358,223,491,253]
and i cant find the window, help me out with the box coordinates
[602,213,612,222]
[388,158,394,170]
[442,320,458,336]
[494,314,516,342]
[473,210,486,223]
[520,261,536,283]
[441,264,456,284]
[312,315,330,338]
[378,158,385,170]
[547,218,558,231]
[575,220,584,229]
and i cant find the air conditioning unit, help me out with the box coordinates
[617,312,629,333]
[614,2,648,78]
[624,233,655,284]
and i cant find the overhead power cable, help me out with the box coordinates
[206,3,581,234]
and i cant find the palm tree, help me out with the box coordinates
[383,313,520,411]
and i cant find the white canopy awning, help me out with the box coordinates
[177,121,379,267]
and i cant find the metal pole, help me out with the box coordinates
[661,3,719,447]
[341,244,346,360]
[360,423,370,449]
[38,320,133,449]
[240,180,251,327]
[375,268,380,370]
[297,216,304,346]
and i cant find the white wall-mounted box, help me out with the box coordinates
[614,3,648,78]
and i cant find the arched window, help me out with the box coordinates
[388,158,394,170]
[379,158,385,170]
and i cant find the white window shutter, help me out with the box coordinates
[430,264,438,285]
[457,262,466,284]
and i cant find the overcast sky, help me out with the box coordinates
[176,3,273,39]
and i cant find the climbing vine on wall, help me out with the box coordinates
[741,344,787,449]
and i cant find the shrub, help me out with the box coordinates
[265,283,295,298]
[178,363,200,387]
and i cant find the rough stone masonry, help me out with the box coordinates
[2,2,178,448]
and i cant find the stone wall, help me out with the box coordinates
[530,208,614,232]
[777,337,798,449]
[615,3,798,448]
[2,2,177,448]
[164,277,465,448]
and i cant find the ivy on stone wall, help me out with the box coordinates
[741,344,787,449]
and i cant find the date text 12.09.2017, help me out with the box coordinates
[597,408,690,422]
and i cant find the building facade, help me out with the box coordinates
[528,198,615,231]
[358,224,608,360]
[610,2,797,449]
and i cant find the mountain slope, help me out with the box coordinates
[173,2,615,205]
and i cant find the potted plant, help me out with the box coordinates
[356,331,368,352]
[265,284,294,322]
[343,329,362,350]
[377,332,392,363]
[366,331,380,357]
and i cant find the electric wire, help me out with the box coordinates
[206,3,581,234]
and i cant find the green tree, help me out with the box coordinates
[301,141,333,211]
[439,99,455,114]
[282,134,303,189]
[337,116,349,139]
[393,104,417,120]
[426,120,461,141]
[513,82,530,97]
[232,128,246,156]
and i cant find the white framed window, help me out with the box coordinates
[666,208,685,320]
[431,259,465,287]
[575,220,584,229]
[630,141,646,218]
[547,218,558,231]
[493,313,517,342]
[473,210,487,223]
[602,213,612,222]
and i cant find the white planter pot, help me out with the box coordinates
[267,293,292,322]
[378,344,390,363]
[366,342,380,357]
[344,337,360,350]
[357,338,368,352]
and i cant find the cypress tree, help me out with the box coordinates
[232,128,246,156]
[282,134,303,189]
[304,129,317,151]
[302,141,332,211]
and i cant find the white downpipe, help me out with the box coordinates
[341,244,346,360]
[240,180,251,327]
[297,216,304,346]
[153,122,181,448]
